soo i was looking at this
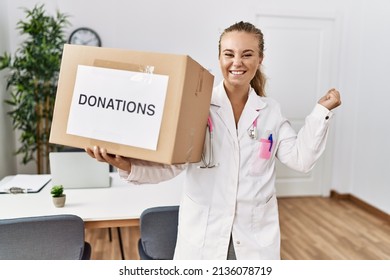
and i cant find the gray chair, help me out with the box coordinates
[138,206,179,260]
[61,146,123,258]
[0,214,91,260]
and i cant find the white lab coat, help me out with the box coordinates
[120,81,334,260]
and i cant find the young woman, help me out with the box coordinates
[86,21,341,260]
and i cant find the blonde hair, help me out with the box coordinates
[218,21,266,97]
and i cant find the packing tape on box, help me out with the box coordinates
[93,59,155,75]
[184,128,196,163]
[195,68,204,96]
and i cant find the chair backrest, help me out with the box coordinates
[0,214,90,260]
[138,206,179,260]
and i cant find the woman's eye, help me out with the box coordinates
[243,54,253,58]
[224,53,234,57]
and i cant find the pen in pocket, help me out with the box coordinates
[259,131,273,159]
[268,133,273,152]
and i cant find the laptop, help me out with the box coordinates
[49,152,111,189]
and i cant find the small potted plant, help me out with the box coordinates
[51,185,66,207]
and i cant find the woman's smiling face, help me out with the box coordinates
[219,31,262,90]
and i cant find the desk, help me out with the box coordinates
[0,172,184,229]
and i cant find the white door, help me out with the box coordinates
[256,13,339,196]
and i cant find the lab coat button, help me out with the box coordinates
[236,240,241,245]
[325,116,329,120]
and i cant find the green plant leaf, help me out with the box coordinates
[50,185,64,197]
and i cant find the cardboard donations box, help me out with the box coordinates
[50,44,214,164]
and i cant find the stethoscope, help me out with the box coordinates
[200,116,218,168]
[199,116,259,168]
[248,118,258,140]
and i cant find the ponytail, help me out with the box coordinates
[251,68,266,97]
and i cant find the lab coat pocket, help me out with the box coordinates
[252,195,280,247]
[248,138,273,176]
[178,194,209,248]
[259,139,272,159]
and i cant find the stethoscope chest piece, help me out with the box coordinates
[248,117,259,140]
[248,127,258,140]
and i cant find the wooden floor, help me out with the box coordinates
[85,196,390,260]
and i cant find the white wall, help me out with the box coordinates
[345,0,390,213]
[2,0,389,214]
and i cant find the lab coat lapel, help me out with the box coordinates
[211,83,238,141]
[237,89,267,140]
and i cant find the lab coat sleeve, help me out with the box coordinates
[118,159,186,184]
[276,103,334,173]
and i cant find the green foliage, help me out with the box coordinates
[0,4,70,172]
[50,185,64,197]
